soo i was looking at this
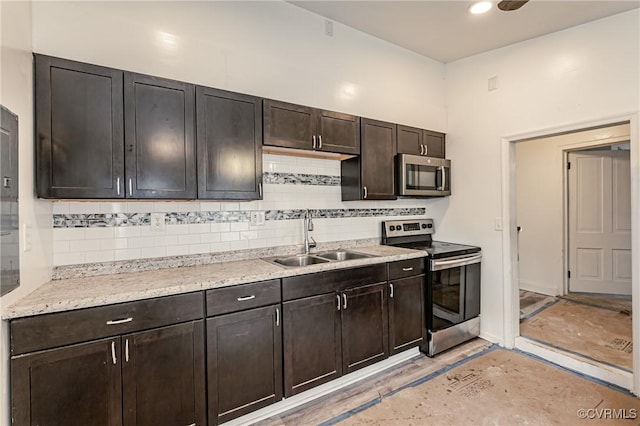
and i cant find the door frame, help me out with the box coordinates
[500,112,640,394]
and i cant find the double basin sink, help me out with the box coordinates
[266,249,375,268]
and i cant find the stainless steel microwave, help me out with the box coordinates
[397,154,451,197]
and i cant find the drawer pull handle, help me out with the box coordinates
[237,295,256,301]
[402,267,414,272]
[106,317,133,325]
[111,341,117,365]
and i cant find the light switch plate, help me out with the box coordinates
[150,213,166,232]
[250,211,265,226]
[494,217,503,231]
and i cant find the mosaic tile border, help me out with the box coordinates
[53,208,426,228]
[263,172,340,186]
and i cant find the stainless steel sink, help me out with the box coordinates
[265,250,375,268]
[315,250,373,261]
[272,254,330,267]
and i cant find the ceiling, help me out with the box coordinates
[289,1,640,63]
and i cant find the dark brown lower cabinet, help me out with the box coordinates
[11,338,122,426]
[207,305,283,425]
[388,275,426,354]
[11,321,205,426]
[283,293,342,397]
[341,282,389,374]
[123,321,206,426]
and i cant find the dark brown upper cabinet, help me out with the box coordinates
[35,55,124,198]
[124,73,196,199]
[263,99,360,155]
[341,118,397,201]
[397,124,445,158]
[196,87,262,200]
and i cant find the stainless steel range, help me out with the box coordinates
[382,218,482,357]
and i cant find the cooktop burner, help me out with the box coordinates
[381,219,480,259]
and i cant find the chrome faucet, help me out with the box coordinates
[303,209,317,254]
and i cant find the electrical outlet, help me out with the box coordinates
[22,223,32,252]
[150,213,166,232]
[250,211,265,226]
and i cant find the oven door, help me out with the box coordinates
[397,154,451,197]
[429,253,482,332]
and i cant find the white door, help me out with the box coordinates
[568,150,631,295]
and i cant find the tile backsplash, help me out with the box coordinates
[52,154,428,267]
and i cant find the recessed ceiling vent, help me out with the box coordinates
[497,0,529,11]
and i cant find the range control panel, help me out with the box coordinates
[382,218,434,238]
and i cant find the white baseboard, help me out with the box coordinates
[515,336,633,391]
[224,348,421,426]
[519,281,559,297]
[479,331,503,347]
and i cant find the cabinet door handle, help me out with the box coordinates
[237,295,255,301]
[2,177,11,188]
[111,341,117,365]
[275,307,280,326]
[106,317,133,325]
[337,294,341,311]
[363,186,368,199]
[125,338,130,362]
[390,283,394,298]
[318,135,322,149]
[342,294,347,310]
[312,135,317,149]
[116,177,121,196]
[424,144,428,156]
[258,182,263,198]
[420,144,424,155]
[128,178,133,197]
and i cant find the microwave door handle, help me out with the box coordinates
[439,166,446,191]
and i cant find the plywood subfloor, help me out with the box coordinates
[258,339,493,426]
[336,349,640,425]
[520,299,632,370]
[561,292,632,315]
[520,290,556,319]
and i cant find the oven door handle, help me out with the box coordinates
[431,254,482,271]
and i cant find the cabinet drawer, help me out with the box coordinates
[283,264,387,301]
[206,280,281,317]
[388,258,425,280]
[11,292,204,355]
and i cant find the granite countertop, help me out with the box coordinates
[2,245,425,320]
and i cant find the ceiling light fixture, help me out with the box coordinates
[469,1,492,15]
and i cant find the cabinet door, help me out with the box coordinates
[207,305,282,424]
[35,54,124,198]
[397,125,422,155]
[360,118,397,200]
[424,130,445,158]
[124,73,196,199]
[122,321,205,426]
[263,99,313,150]
[389,275,426,355]
[11,338,122,426]
[196,87,262,200]
[316,110,360,154]
[341,282,389,374]
[283,293,342,397]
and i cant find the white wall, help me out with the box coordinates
[0,0,53,423]
[444,10,640,344]
[516,124,630,296]
[31,1,446,131]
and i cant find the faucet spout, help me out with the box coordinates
[303,209,317,254]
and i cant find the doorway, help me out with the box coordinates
[503,117,639,392]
